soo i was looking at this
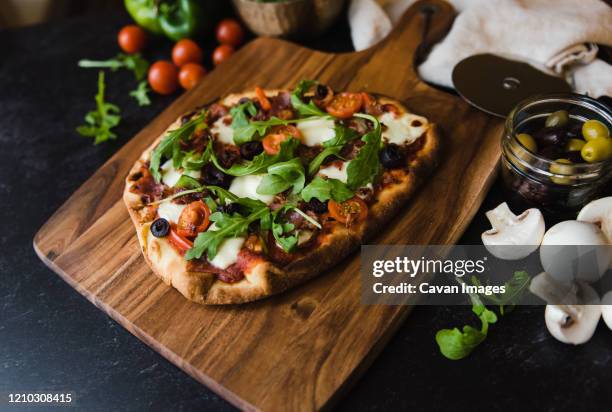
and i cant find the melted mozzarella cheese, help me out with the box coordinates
[379,112,428,145]
[157,202,186,224]
[161,160,182,187]
[228,174,274,204]
[209,237,245,269]
[161,160,200,187]
[297,117,336,146]
[318,161,349,183]
[211,116,234,145]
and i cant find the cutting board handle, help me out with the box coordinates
[364,0,455,88]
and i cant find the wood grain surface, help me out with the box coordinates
[34,1,503,410]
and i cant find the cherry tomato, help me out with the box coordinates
[274,125,302,139]
[168,226,194,254]
[262,134,288,155]
[326,92,363,119]
[172,39,203,67]
[216,19,245,47]
[328,197,368,225]
[118,25,147,54]
[148,60,179,95]
[177,200,211,238]
[261,125,302,155]
[179,63,206,90]
[255,86,271,111]
[212,44,234,66]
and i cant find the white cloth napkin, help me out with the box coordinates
[348,0,612,98]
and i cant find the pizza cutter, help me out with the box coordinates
[452,54,572,118]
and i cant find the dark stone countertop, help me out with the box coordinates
[0,11,610,412]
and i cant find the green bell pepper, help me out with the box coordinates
[125,0,209,41]
[158,0,208,41]
[124,0,163,35]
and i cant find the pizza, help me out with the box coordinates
[123,80,440,304]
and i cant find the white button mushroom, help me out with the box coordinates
[577,196,612,240]
[530,272,602,345]
[539,220,611,283]
[577,196,612,269]
[602,291,612,331]
[481,202,545,260]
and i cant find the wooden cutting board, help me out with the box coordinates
[34,1,503,410]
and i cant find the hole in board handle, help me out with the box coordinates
[502,77,521,90]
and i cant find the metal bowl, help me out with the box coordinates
[232,0,346,39]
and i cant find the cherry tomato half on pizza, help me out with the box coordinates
[176,200,211,238]
[328,196,368,225]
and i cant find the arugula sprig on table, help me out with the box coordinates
[76,71,121,144]
[130,81,152,107]
[472,270,531,315]
[78,53,151,107]
[435,295,498,361]
[78,53,150,81]
[435,271,531,360]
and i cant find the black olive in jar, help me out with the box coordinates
[202,164,232,188]
[538,145,564,160]
[379,144,405,169]
[151,218,170,237]
[240,141,264,160]
[532,127,568,148]
[565,122,583,140]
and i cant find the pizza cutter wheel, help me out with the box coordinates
[452,54,572,118]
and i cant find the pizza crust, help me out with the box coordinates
[123,89,440,304]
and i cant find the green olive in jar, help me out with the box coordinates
[582,119,610,141]
[545,110,569,128]
[565,138,586,152]
[549,158,573,185]
[581,137,612,163]
[516,133,538,153]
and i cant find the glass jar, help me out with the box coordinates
[501,94,612,217]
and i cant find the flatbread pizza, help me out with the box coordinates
[124,80,440,304]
